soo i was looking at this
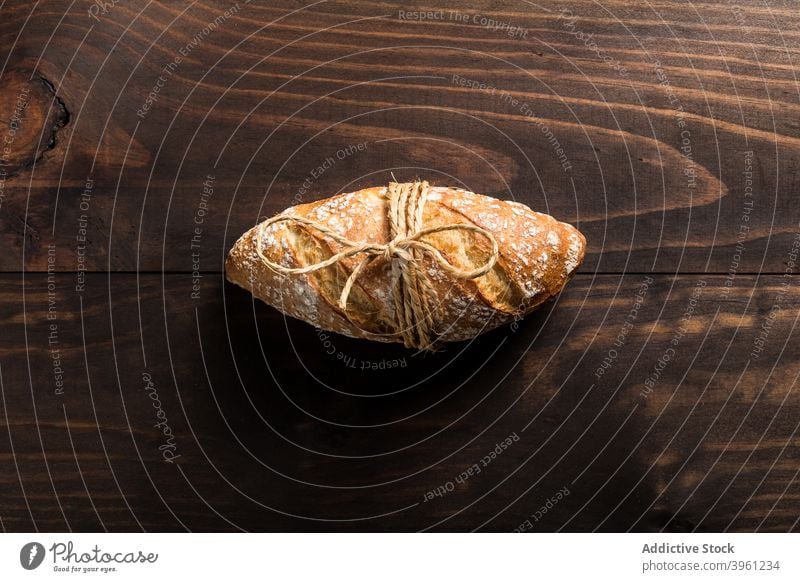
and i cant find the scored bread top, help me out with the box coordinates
[225,185,586,344]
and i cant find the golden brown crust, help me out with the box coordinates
[225,185,586,345]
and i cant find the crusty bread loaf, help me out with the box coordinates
[225,184,586,347]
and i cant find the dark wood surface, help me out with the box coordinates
[1,0,798,531]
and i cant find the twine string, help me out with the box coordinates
[255,180,499,349]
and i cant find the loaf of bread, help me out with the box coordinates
[225,181,586,349]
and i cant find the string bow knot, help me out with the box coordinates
[256,181,499,350]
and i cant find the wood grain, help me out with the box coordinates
[1,0,799,532]
[0,0,797,272]
[0,273,798,531]
[0,70,68,177]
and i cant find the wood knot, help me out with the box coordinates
[0,70,69,177]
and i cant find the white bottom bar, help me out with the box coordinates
[1,533,797,581]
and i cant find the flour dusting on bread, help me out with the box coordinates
[226,184,586,345]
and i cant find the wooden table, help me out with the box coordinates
[1,0,798,532]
